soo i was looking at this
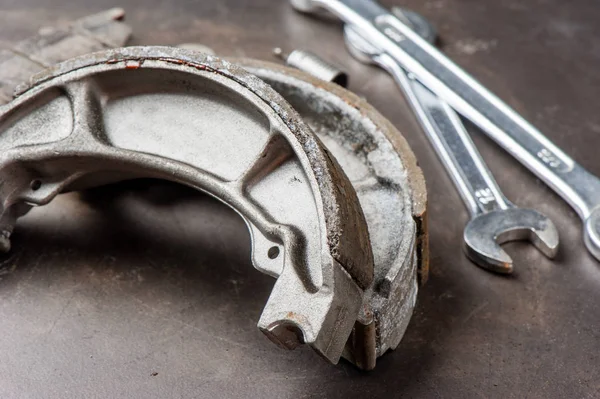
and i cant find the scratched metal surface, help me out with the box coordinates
[1,1,600,398]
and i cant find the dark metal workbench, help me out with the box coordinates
[1,1,599,397]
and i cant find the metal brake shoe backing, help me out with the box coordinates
[0,10,428,370]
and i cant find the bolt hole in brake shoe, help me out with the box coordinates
[0,11,428,369]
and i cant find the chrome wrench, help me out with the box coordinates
[291,0,600,261]
[344,11,558,273]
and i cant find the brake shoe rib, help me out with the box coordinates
[0,46,374,363]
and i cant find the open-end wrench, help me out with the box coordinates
[343,10,558,273]
[291,0,600,261]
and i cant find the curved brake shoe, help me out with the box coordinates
[0,46,374,363]
[0,11,429,370]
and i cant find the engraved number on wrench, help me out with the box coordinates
[376,17,405,44]
[537,148,565,171]
[475,188,496,205]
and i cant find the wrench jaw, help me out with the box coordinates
[463,232,514,274]
[583,208,600,262]
[463,209,559,274]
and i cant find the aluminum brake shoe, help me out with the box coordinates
[0,10,427,370]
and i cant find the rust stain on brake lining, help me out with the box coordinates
[124,59,143,69]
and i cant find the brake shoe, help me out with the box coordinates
[0,11,428,370]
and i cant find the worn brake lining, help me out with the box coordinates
[0,10,428,370]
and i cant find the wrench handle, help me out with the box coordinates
[379,54,510,217]
[307,0,600,219]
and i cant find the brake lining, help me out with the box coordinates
[0,10,428,370]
